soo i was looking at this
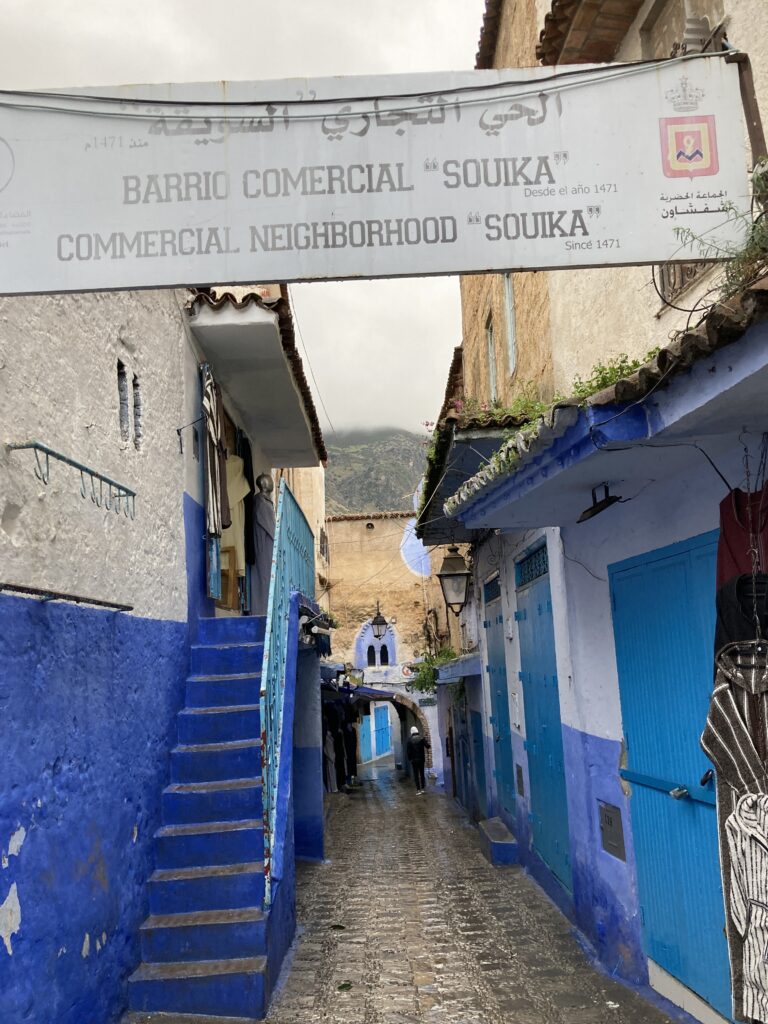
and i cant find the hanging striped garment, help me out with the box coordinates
[702,642,768,1022]
[726,793,768,1023]
[201,364,231,536]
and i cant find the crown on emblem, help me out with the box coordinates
[665,76,704,112]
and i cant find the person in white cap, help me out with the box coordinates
[406,724,431,794]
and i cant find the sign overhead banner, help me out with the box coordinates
[0,54,750,294]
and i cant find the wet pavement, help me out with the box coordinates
[266,759,674,1024]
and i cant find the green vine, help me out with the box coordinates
[570,348,661,401]
[672,163,768,301]
[410,647,457,693]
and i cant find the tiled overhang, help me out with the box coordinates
[188,292,325,468]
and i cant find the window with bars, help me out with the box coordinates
[516,545,549,587]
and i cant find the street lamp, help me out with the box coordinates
[371,601,388,640]
[437,545,471,616]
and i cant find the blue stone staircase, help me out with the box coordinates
[124,616,269,1024]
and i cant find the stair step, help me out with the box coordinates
[154,819,263,870]
[171,739,261,784]
[186,673,261,709]
[148,862,264,915]
[198,615,266,646]
[140,906,266,962]
[124,1012,261,1024]
[128,956,266,1018]
[177,705,261,746]
[162,778,262,826]
[124,1014,260,1024]
[190,643,263,677]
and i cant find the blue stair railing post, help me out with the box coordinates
[259,480,315,907]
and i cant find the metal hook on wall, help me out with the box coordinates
[7,441,137,522]
[33,448,50,484]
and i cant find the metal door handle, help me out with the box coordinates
[700,769,714,786]
[669,786,689,800]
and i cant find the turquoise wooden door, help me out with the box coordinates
[610,530,730,1017]
[517,553,572,892]
[484,578,516,822]
[470,709,489,820]
[359,715,373,763]
[374,705,391,756]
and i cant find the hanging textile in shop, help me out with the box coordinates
[201,363,231,537]
[221,454,251,580]
[703,434,768,1023]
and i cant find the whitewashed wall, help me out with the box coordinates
[0,290,192,621]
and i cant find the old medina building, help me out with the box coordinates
[324,510,458,784]
[0,281,334,1023]
[417,2,768,1024]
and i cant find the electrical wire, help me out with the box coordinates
[287,285,336,435]
[0,51,730,124]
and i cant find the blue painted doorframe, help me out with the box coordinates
[359,715,373,763]
[484,578,516,824]
[516,559,572,893]
[609,529,730,1018]
[374,705,391,756]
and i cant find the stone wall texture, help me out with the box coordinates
[326,515,451,668]
[0,289,190,621]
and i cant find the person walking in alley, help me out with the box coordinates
[406,724,430,794]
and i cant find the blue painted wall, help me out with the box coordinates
[293,650,324,862]
[353,622,395,671]
[562,725,645,984]
[184,492,214,642]
[0,592,187,1024]
[400,517,431,576]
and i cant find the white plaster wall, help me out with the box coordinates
[554,444,749,742]
[0,290,193,622]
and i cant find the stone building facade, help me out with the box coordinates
[325,511,452,668]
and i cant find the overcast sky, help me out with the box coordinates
[1,0,486,435]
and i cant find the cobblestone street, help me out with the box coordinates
[266,762,674,1024]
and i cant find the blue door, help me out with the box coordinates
[484,577,516,823]
[470,709,489,820]
[374,705,391,756]
[359,715,373,763]
[610,530,730,1016]
[517,550,572,892]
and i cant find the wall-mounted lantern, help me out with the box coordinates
[437,545,471,616]
[371,601,388,640]
[577,483,622,523]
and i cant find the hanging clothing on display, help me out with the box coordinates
[717,483,768,588]
[221,455,251,579]
[323,729,338,794]
[253,482,276,616]
[702,641,768,1022]
[726,793,768,1024]
[201,365,231,536]
[715,575,768,656]
[239,435,257,567]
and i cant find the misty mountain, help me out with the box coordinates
[324,429,427,515]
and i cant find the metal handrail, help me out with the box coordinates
[260,480,315,906]
[6,440,137,518]
[0,582,133,611]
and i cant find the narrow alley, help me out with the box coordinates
[266,762,673,1024]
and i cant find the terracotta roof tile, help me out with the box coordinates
[445,283,768,517]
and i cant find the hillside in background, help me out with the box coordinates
[324,429,426,515]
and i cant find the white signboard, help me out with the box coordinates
[0,54,750,294]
